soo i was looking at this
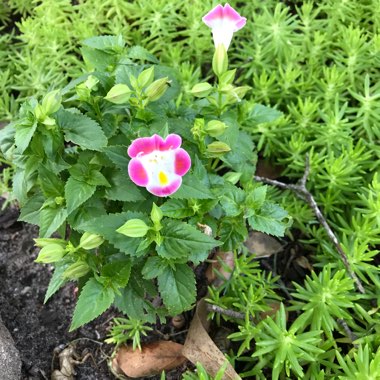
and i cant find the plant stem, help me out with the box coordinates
[254,154,366,294]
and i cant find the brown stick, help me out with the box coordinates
[254,155,365,294]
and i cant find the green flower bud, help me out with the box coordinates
[79,232,104,250]
[34,238,67,249]
[105,84,132,104]
[206,141,231,155]
[151,203,163,225]
[191,118,205,140]
[205,120,229,137]
[223,172,242,184]
[34,104,44,121]
[84,75,99,90]
[35,244,66,263]
[41,90,62,115]
[62,261,90,280]
[227,86,251,102]
[212,44,228,77]
[190,82,213,97]
[219,69,236,86]
[145,77,169,102]
[137,66,155,88]
[116,219,150,237]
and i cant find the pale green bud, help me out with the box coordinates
[116,219,150,237]
[206,141,231,155]
[34,104,44,121]
[223,172,242,184]
[227,86,251,102]
[35,244,66,263]
[84,75,99,90]
[205,120,228,137]
[190,82,213,97]
[191,118,205,139]
[151,203,163,225]
[62,261,90,279]
[145,77,169,102]
[137,66,155,88]
[105,84,132,104]
[79,232,104,250]
[34,238,67,249]
[212,44,228,77]
[219,69,236,86]
[41,90,61,115]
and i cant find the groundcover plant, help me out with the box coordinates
[1,1,380,379]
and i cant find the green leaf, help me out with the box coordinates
[39,205,68,238]
[171,173,214,199]
[248,104,283,124]
[82,35,124,51]
[102,259,132,288]
[219,218,248,251]
[44,263,70,303]
[38,165,63,198]
[161,199,194,219]
[246,186,267,211]
[219,185,246,217]
[14,120,37,154]
[0,122,15,159]
[105,170,145,202]
[103,145,130,170]
[158,264,196,315]
[158,220,221,260]
[142,257,167,279]
[127,46,159,63]
[19,192,45,224]
[65,177,96,215]
[56,109,107,151]
[248,202,289,237]
[87,170,110,187]
[70,277,115,331]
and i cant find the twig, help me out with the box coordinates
[206,304,254,322]
[254,154,366,294]
[337,318,358,347]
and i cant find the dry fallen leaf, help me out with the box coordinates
[112,341,186,378]
[205,250,235,286]
[183,299,241,380]
[295,256,313,271]
[244,231,283,258]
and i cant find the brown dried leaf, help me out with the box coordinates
[205,250,234,286]
[112,341,186,378]
[255,158,284,179]
[295,256,313,271]
[182,299,241,380]
[244,231,283,258]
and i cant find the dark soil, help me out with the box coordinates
[0,203,114,379]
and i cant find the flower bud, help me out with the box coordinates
[79,232,104,250]
[205,120,228,137]
[105,84,132,104]
[41,90,61,115]
[223,172,242,184]
[63,261,90,279]
[206,141,231,155]
[35,244,66,263]
[219,69,236,86]
[227,86,251,102]
[137,66,155,88]
[190,82,213,97]
[34,238,67,249]
[191,118,205,140]
[151,203,163,225]
[116,219,150,237]
[212,44,228,77]
[145,77,169,102]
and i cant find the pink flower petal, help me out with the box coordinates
[224,3,246,30]
[174,148,191,176]
[147,177,182,197]
[202,4,224,28]
[128,158,149,186]
[128,136,160,158]
[158,134,182,151]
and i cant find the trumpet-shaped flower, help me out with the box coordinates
[128,134,191,197]
[202,3,246,50]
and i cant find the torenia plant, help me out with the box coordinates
[0,4,289,330]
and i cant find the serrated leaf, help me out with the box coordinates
[171,174,214,200]
[70,277,115,331]
[56,109,107,151]
[127,46,159,63]
[44,263,70,303]
[248,104,283,124]
[102,259,132,288]
[19,192,45,224]
[39,205,67,238]
[158,220,220,259]
[219,185,246,217]
[219,218,248,251]
[105,170,145,202]
[0,122,15,159]
[65,177,96,215]
[142,257,168,279]
[158,264,196,315]
[14,120,37,154]
[161,199,194,219]
[38,165,63,198]
[248,201,289,237]
[103,145,130,170]
[82,35,124,51]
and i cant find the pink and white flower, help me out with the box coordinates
[202,3,246,50]
[128,134,191,197]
